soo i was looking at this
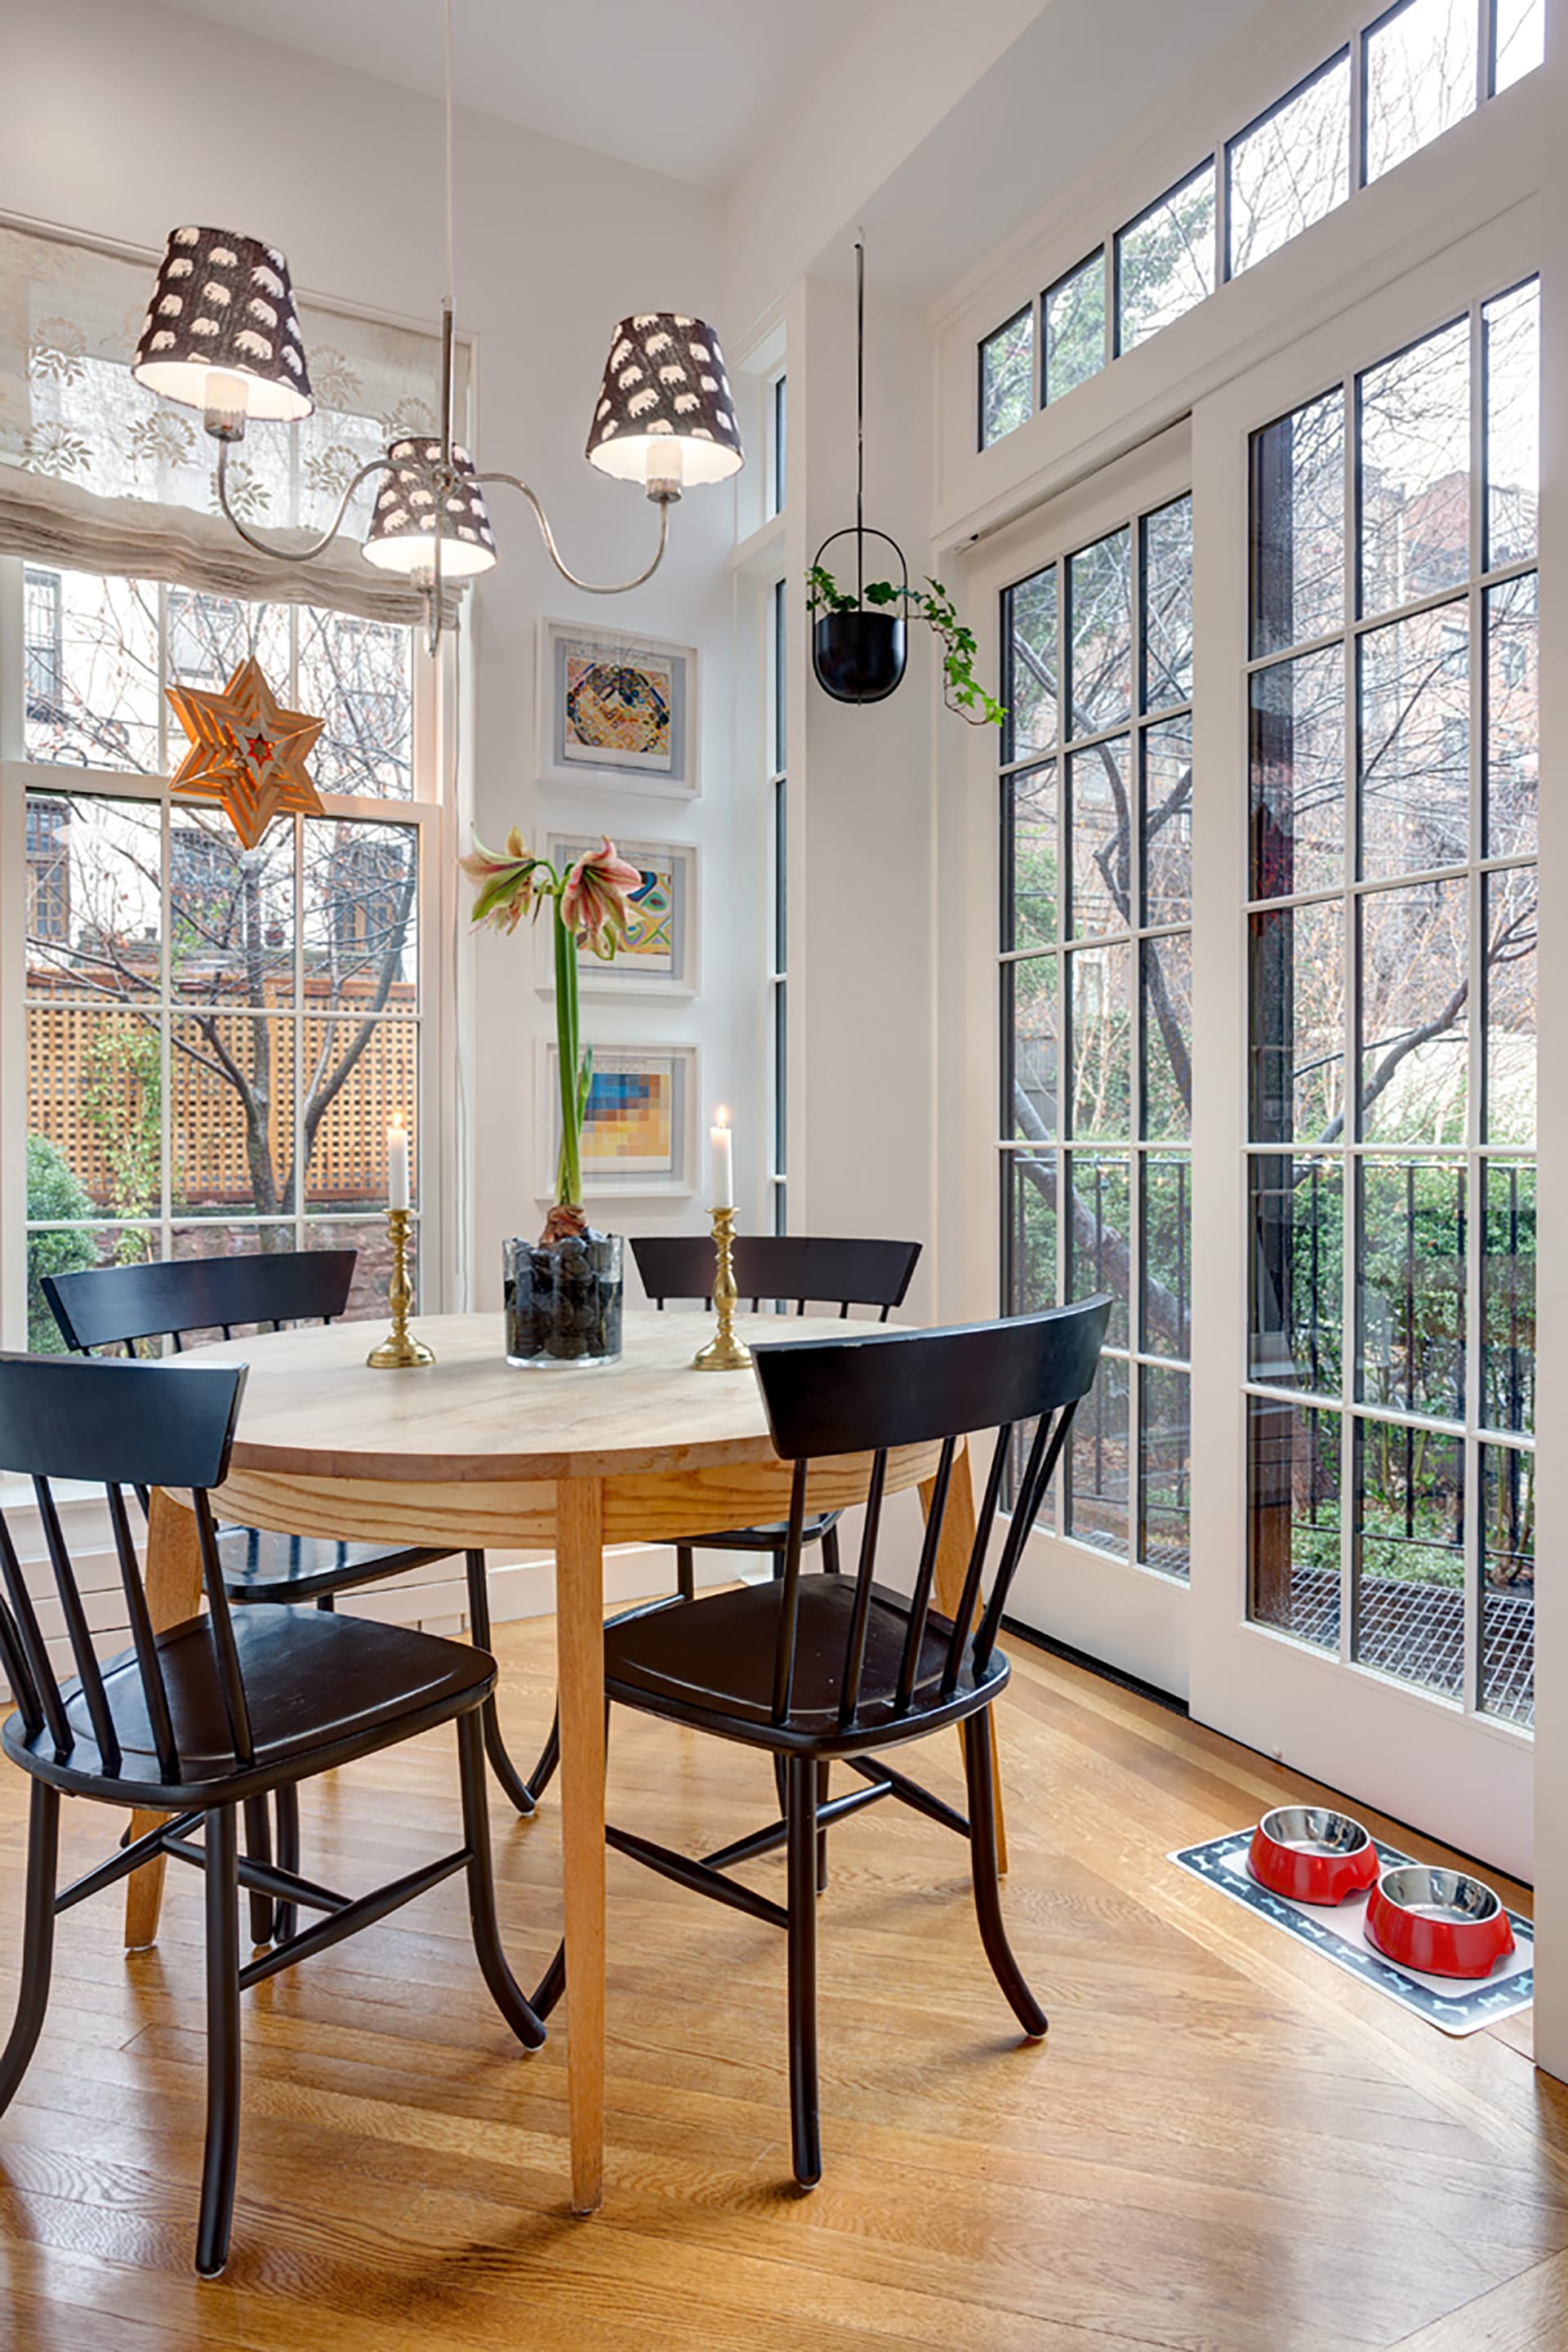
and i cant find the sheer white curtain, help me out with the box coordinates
[0,218,466,624]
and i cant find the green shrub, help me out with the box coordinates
[24,1134,97,1352]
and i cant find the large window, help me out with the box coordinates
[1245,277,1538,1723]
[12,564,428,1350]
[999,492,1193,1573]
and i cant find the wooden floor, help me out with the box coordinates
[1,1613,1566,2352]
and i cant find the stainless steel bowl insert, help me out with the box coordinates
[1258,1806,1371,1860]
[1374,1864,1502,1923]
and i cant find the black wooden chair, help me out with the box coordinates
[0,1349,543,2278]
[42,1254,550,1947]
[535,1298,1110,2189]
[630,1234,922,1598]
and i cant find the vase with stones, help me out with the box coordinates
[461,827,641,1369]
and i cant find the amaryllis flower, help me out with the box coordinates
[560,836,642,959]
[461,826,541,933]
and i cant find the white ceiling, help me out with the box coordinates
[152,0,877,188]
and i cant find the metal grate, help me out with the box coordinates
[1267,1566,1534,1726]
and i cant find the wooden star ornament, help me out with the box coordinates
[166,656,325,850]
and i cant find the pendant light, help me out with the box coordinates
[129,0,742,649]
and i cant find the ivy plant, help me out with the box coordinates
[806,564,1006,728]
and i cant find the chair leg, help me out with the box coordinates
[676,1544,696,1601]
[241,1797,274,1948]
[314,1593,336,1612]
[815,1763,831,1894]
[272,1780,300,1949]
[0,1781,60,2119]
[821,1524,841,1574]
[464,1549,538,1817]
[455,1710,546,2051]
[196,1803,242,2279]
[785,1755,822,2189]
[963,1708,1046,2039]
[523,1710,561,1808]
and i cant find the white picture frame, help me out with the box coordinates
[541,835,698,998]
[534,1040,697,1200]
[537,617,698,796]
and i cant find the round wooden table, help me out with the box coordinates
[131,1310,988,2212]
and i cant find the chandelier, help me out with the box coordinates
[127,6,742,650]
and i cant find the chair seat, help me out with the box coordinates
[217,1524,455,1603]
[676,1511,839,1554]
[3,1605,493,1805]
[604,1574,1004,1753]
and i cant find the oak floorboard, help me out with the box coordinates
[0,1614,1564,2350]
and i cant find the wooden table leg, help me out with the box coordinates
[923,1448,1009,1877]
[124,1486,205,1949]
[555,1477,607,2215]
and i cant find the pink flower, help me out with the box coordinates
[460,826,540,933]
[561,836,642,959]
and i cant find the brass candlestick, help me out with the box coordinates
[693,1205,753,1371]
[367,1207,435,1368]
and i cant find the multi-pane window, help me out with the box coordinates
[980,307,1035,449]
[1116,167,1217,354]
[1227,54,1352,277]
[769,576,788,1235]
[769,374,788,519]
[1245,278,1538,1725]
[18,564,424,1349]
[999,494,1193,1574]
[978,0,1539,443]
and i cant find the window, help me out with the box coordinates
[12,564,430,1348]
[1043,254,1107,408]
[769,577,788,1233]
[23,567,62,710]
[976,0,1539,445]
[999,492,1193,1573]
[1492,0,1544,90]
[1227,53,1352,278]
[769,373,788,518]
[1116,164,1217,354]
[979,306,1035,448]
[1363,0,1478,185]
[1245,277,1538,1723]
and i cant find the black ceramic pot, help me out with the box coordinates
[813,609,906,704]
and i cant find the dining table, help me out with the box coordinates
[122,1307,1001,2212]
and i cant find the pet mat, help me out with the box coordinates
[1170,1828,1533,2036]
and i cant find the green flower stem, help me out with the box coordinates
[553,898,582,1208]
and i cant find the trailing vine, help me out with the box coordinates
[806,564,1005,728]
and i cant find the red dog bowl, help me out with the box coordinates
[1249,1806,1379,1905]
[1365,1864,1516,1979]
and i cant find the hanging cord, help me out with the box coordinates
[444,0,457,326]
[855,231,865,604]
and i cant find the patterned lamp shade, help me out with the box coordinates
[131,226,313,422]
[362,439,499,578]
[586,314,744,488]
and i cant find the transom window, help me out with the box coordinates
[999,492,1193,1574]
[1245,277,1539,1723]
[11,563,429,1349]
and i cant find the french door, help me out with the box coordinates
[956,209,1538,1878]
[1187,206,1538,1880]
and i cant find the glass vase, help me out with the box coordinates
[502,1230,624,1368]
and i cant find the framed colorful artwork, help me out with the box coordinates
[535,1041,697,1198]
[538,617,698,795]
[543,835,697,996]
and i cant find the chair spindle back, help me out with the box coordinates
[42,1250,357,1357]
[753,1299,1110,1733]
[630,1234,920,1321]
[0,1354,247,1780]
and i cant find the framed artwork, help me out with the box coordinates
[543,835,697,996]
[535,1041,697,1198]
[538,617,698,795]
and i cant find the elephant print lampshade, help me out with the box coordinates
[132,226,314,423]
[586,314,744,489]
[362,439,499,578]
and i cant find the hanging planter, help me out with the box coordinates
[807,241,1005,729]
[810,526,907,704]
